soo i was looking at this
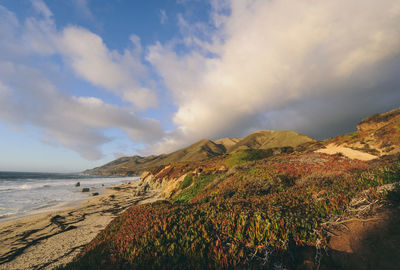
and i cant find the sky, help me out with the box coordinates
[0,0,399,172]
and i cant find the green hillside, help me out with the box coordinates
[227,130,315,153]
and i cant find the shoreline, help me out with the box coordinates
[0,197,88,224]
[0,175,140,223]
[0,180,161,270]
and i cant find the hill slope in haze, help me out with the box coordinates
[84,130,315,176]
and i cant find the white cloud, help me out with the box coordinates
[31,0,53,18]
[160,9,168,24]
[23,13,58,55]
[0,3,163,160]
[72,0,94,21]
[59,27,157,109]
[71,0,102,30]
[6,3,158,110]
[148,0,400,153]
[0,62,163,159]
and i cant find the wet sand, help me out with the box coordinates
[0,181,161,270]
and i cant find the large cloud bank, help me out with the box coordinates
[147,0,400,153]
[1,0,400,159]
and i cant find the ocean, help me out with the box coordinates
[0,171,138,221]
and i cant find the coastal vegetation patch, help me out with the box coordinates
[59,152,400,269]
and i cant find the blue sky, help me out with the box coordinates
[0,0,399,172]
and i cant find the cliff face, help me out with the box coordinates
[135,155,227,199]
[136,168,188,199]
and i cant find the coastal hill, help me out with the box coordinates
[327,108,400,156]
[84,139,226,176]
[59,107,400,269]
[214,137,241,150]
[55,106,400,269]
[133,108,400,200]
[227,130,315,153]
[84,130,315,176]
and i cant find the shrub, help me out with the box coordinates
[179,174,193,189]
[225,149,273,168]
[173,175,215,203]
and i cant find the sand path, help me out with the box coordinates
[0,181,161,270]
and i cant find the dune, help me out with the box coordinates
[316,143,378,161]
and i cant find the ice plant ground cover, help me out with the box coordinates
[58,151,400,269]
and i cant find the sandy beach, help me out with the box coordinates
[0,180,161,270]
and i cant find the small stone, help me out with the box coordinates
[81,187,90,192]
[91,192,99,196]
[75,182,80,187]
[218,165,228,171]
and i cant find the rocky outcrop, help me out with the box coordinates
[135,166,188,198]
[134,155,225,199]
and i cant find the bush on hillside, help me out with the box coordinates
[225,149,273,168]
[179,174,193,189]
[173,175,215,203]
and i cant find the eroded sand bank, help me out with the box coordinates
[316,143,377,161]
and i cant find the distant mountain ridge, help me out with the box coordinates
[84,130,315,176]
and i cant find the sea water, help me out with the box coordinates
[0,171,138,221]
